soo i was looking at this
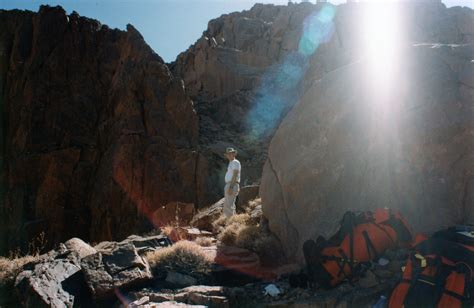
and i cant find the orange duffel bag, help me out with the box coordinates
[389,227,474,308]
[303,208,413,287]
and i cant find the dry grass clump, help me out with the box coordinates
[246,198,261,213]
[216,213,255,244]
[227,213,253,226]
[0,255,38,288]
[218,222,241,246]
[215,213,254,245]
[212,215,228,234]
[215,209,284,266]
[234,225,261,250]
[194,237,214,247]
[233,225,284,266]
[0,233,45,288]
[145,240,212,278]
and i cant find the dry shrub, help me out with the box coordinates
[194,237,214,247]
[0,233,45,289]
[145,240,212,279]
[227,213,252,226]
[218,222,242,245]
[215,213,253,244]
[234,225,261,250]
[217,213,254,245]
[0,255,38,288]
[246,198,261,213]
[212,215,228,234]
[215,210,285,266]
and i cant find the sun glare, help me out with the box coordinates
[360,4,402,91]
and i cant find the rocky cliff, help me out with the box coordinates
[260,2,474,263]
[171,1,474,207]
[1,1,472,259]
[0,6,199,254]
[171,2,323,205]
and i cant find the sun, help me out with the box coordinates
[360,3,403,89]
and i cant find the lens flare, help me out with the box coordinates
[246,5,336,139]
[299,5,336,56]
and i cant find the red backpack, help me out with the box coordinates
[389,227,474,308]
[303,208,413,287]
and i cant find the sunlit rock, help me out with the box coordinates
[261,43,474,263]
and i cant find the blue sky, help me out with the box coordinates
[1,0,473,62]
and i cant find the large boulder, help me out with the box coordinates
[0,6,198,254]
[261,43,474,263]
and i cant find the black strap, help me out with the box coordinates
[444,289,465,300]
[336,249,353,279]
[349,227,355,270]
[362,230,378,259]
[383,216,413,243]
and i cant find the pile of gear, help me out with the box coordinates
[299,208,474,308]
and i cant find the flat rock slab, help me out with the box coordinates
[81,242,152,298]
[165,272,198,287]
[94,234,172,256]
[130,286,229,308]
[125,234,173,255]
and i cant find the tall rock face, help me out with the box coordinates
[260,3,474,263]
[172,1,474,206]
[172,3,320,205]
[0,6,198,254]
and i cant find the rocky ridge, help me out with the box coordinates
[0,6,199,253]
[172,1,474,207]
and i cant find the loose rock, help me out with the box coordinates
[81,243,152,298]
